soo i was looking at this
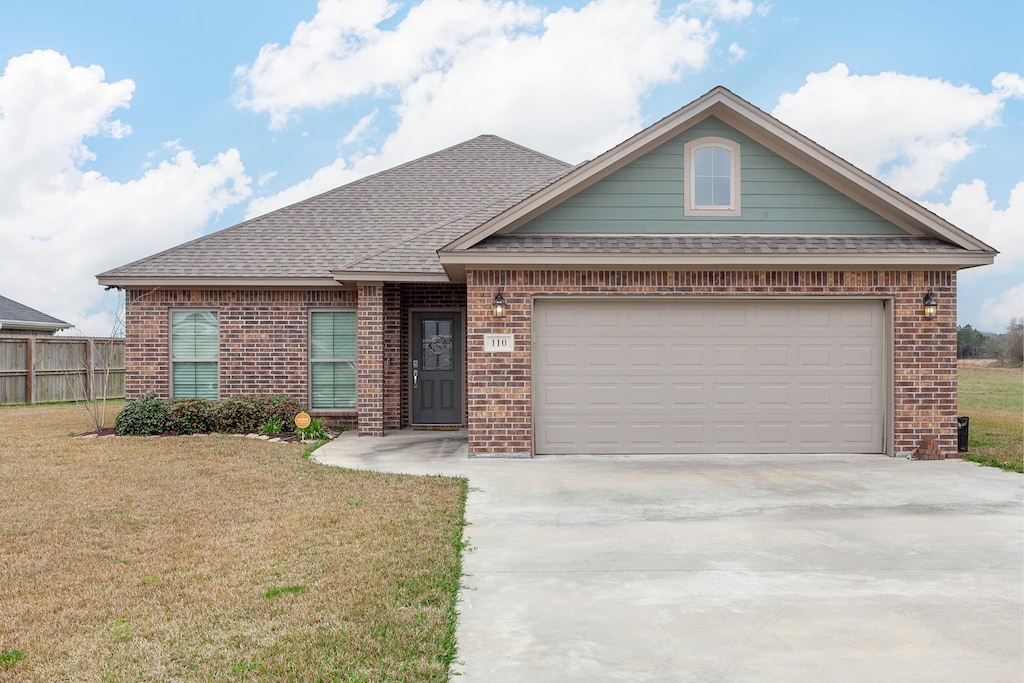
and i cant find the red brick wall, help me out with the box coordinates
[124,288,357,423]
[466,269,957,458]
[124,284,467,432]
[382,284,403,430]
[357,285,385,436]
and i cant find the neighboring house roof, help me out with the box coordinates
[0,294,71,333]
[98,87,996,289]
[97,135,571,287]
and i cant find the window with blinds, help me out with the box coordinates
[310,311,357,409]
[171,310,219,400]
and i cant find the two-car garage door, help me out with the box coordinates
[533,298,886,455]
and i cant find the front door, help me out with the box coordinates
[411,311,463,425]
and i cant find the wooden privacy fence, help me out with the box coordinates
[0,336,125,405]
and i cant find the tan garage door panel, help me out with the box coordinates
[533,299,885,454]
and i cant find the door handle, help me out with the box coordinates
[413,368,418,389]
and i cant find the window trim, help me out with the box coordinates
[684,136,741,217]
[169,308,219,400]
[308,308,358,412]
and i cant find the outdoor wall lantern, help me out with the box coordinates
[922,289,937,319]
[492,291,507,318]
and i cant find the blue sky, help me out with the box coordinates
[1,0,1021,334]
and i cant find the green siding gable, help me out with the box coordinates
[515,117,906,235]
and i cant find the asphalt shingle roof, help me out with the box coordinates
[0,294,70,329]
[471,234,966,255]
[99,135,572,280]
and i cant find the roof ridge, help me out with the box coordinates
[477,134,571,168]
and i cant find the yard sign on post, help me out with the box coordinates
[295,412,311,429]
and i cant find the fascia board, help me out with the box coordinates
[330,271,453,283]
[0,320,69,331]
[436,251,995,269]
[96,276,348,288]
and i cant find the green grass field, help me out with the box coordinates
[958,363,1023,473]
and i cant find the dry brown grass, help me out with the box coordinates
[0,403,466,682]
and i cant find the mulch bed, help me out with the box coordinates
[73,427,338,443]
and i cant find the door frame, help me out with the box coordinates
[408,308,466,426]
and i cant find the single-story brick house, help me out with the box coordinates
[0,294,71,336]
[98,87,995,458]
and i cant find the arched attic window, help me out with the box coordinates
[684,137,741,216]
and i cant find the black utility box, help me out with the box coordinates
[957,416,970,453]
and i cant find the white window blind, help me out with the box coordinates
[310,311,357,409]
[171,310,218,400]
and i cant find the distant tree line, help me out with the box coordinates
[958,317,1023,366]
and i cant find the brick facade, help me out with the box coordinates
[125,270,958,457]
[124,288,357,409]
[357,284,385,436]
[466,268,958,458]
[123,284,466,433]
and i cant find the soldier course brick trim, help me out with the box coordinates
[466,268,957,458]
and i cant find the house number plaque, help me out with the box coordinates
[483,334,515,353]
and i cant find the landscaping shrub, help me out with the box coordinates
[166,398,216,435]
[212,396,266,434]
[264,395,303,432]
[115,394,309,436]
[114,395,169,436]
[259,419,284,436]
[296,417,330,441]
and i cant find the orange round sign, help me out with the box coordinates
[294,412,311,429]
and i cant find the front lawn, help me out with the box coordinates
[0,402,466,681]
[958,362,1024,473]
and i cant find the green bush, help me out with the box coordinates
[212,396,265,434]
[296,417,330,441]
[115,394,310,436]
[167,398,216,435]
[114,395,169,436]
[264,395,303,432]
[259,419,284,435]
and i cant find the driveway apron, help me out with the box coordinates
[314,431,1024,683]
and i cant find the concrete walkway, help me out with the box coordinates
[314,430,1024,683]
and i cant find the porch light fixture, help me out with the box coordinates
[492,291,507,318]
[922,289,937,319]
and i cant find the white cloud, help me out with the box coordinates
[0,50,251,335]
[922,181,1023,331]
[978,283,1024,331]
[727,41,746,61]
[342,109,378,145]
[239,0,720,215]
[922,180,1024,273]
[773,64,1023,197]
[685,0,754,20]
[235,0,545,130]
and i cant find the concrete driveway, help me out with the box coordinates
[314,431,1024,683]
